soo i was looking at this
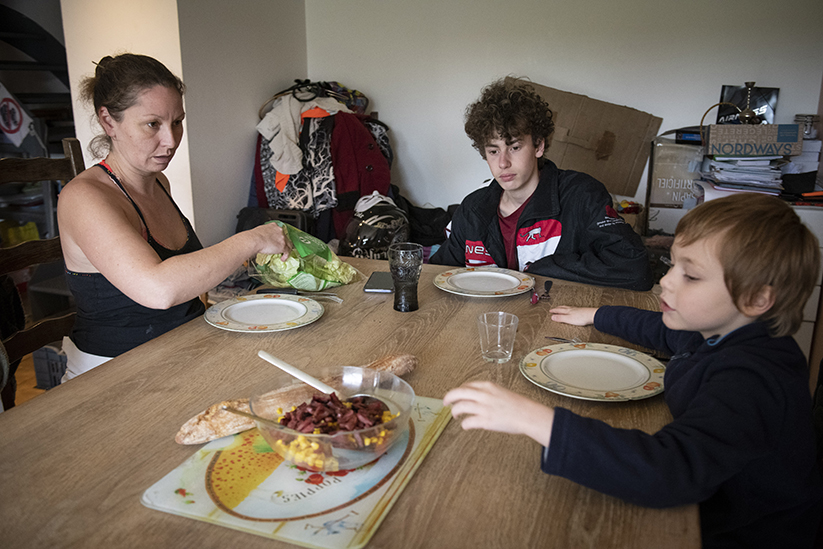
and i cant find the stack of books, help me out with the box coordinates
[699,155,785,195]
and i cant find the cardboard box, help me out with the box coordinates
[506,77,663,197]
[648,136,704,208]
[706,124,802,157]
[647,205,689,235]
[618,211,644,235]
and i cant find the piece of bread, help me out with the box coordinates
[366,354,417,376]
[175,354,417,445]
[174,398,254,445]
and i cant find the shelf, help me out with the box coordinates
[0,206,47,224]
[0,180,57,239]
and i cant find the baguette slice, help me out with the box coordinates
[174,398,253,446]
[367,353,417,376]
[175,354,417,445]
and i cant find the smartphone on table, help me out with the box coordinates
[364,271,394,293]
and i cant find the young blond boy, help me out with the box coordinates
[445,193,822,548]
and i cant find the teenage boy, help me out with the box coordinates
[430,78,653,291]
[445,193,822,548]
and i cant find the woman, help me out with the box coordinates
[57,53,291,380]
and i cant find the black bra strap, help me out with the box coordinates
[95,162,192,245]
[97,163,152,231]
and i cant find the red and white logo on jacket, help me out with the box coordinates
[465,240,496,266]
[516,219,562,269]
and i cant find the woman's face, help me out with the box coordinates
[103,84,184,175]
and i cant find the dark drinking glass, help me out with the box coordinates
[388,243,423,312]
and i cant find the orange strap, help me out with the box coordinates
[274,172,290,192]
[301,107,330,119]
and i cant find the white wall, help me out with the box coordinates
[59,0,823,242]
[306,0,823,209]
[177,0,307,246]
[60,0,194,221]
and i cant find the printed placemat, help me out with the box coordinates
[142,397,450,548]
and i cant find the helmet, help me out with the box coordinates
[340,193,410,259]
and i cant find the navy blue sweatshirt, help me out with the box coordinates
[542,306,822,548]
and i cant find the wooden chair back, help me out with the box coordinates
[0,138,85,364]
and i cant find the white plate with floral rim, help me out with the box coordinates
[519,342,665,402]
[205,294,324,333]
[434,267,534,297]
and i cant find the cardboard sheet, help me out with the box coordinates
[506,77,662,197]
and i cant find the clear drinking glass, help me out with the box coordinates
[477,312,519,363]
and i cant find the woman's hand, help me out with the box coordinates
[549,306,598,327]
[252,222,293,261]
[443,381,555,447]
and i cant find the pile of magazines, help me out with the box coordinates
[699,155,785,195]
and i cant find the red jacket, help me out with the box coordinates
[330,112,391,238]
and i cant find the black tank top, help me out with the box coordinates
[66,163,206,357]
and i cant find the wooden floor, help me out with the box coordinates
[11,354,46,406]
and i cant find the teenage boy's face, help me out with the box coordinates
[659,235,754,339]
[483,135,545,196]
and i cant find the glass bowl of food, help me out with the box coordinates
[249,365,415,472]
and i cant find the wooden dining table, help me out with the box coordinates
[0,257,699,548]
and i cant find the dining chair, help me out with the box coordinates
[0,138,85,406]
[815,358,823,460]
[0,341,8,412]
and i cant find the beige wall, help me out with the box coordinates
[306,0,823,209]
[177,0,306,247]
[60,0,307,245]
[60,0,194,221]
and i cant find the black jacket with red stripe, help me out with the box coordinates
[430,161,653,291]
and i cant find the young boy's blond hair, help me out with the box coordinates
[675,193,820,337]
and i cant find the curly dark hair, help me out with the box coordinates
[464,78,554,158]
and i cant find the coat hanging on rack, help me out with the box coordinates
[256,94,352,176]
[251,81,389,242]
[258,79,369,119]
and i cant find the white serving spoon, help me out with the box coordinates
[221,352,334,429]
[256,350,386,406]
[257,350,336,394]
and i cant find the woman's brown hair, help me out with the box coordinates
[80,53,185,157]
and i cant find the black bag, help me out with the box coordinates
[389,185,453,247]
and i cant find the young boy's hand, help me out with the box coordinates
[549,306,598,326]
[443,381,554,448]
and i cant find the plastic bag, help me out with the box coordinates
[252,221,361,291]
